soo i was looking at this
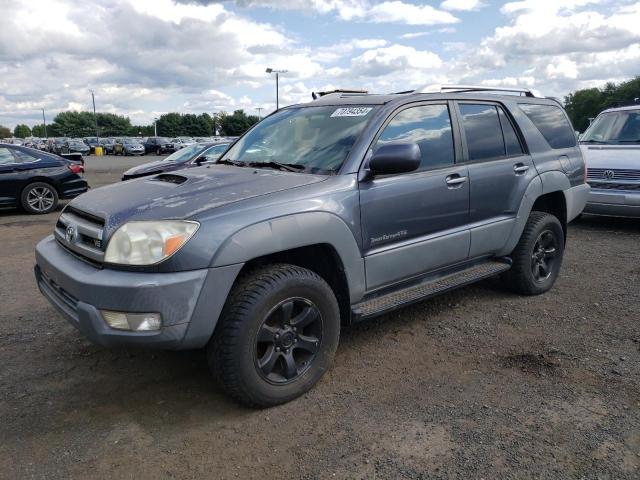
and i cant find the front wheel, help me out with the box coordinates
[502,211,564,295]
[208,264,340,408]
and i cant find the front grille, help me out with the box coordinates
[588,168,640,182]
[55,206,105,265]
[588,181,640,191]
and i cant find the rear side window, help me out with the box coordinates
[519,104,576,149]
[459,104,505,161]
[498,107,524,156]
[0,148,15,165]
[12,150,38,163]
[376,104,455,171]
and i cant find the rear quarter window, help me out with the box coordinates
[519,104,576,149]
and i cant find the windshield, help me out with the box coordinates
[219,105,377,173]
[163,143,203,163]
[581,110,640,144]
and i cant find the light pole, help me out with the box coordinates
[154,117,158,136]
[42,108,47,138]
[256,107,263,120]
[265,68,287,110]
[89,89,99,142]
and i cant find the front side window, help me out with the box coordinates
[163,143,202,163]
[459,104,505,161]
[221,105,377,174]
[201,143,229,162]
[519,103,576,149]
[581,110,640,144]
[375,104,454,171]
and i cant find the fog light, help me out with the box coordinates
[101,311,162,331]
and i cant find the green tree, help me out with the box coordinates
[31,124,47,137]
[0,125,11,138]
[218,109,259,136]
[156,113,183,137]
[565,76,640,132]
[13,124,31,138]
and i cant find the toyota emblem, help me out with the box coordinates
[65,225,77,243]
[603,169,615,180]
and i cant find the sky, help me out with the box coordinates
[0,0,639,129]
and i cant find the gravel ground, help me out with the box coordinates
[0,158,639,479]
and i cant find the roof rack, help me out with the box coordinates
[312,89,368,100]
[420,84,544,98]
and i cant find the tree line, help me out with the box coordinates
[564,76,640,132]
[4,110,260,139]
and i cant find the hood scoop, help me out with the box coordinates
[150,173,188,185]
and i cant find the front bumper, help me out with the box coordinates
[34,235,242,350]
[584,188,640,218]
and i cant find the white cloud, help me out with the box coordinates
[440,0,485,12]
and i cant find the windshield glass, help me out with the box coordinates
[582,110,640,144]
[219,105,377,173]
[163,143,203,162]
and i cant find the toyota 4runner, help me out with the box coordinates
[35,85,590,407]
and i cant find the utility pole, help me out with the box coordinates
[265,68,288,110]
[256,107,263,120]
[154,117,158,136]
[89,89,99,142]
[42,109,47,138]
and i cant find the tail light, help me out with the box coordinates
[68,163,83,174]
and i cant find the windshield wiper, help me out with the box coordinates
[216,159,248,167]
[247,161,306,173]
[580,139,608,144]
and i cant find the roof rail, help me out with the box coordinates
[420,84,544,98]
[312,89,368,100]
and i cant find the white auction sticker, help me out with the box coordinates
[330,107,372,118]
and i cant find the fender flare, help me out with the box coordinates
[211,211,366,302]
[498,171,570,256]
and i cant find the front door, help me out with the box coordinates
[359,102,470,290]
[0,147,23,206]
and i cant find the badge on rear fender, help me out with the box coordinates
[331,107,372,117]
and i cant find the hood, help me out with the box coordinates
[123,159,181,177]
[68,165,326,236]
[580,144,640,170]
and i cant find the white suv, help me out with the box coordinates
[580,105,640,217]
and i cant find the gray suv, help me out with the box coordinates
[35,85,589,407]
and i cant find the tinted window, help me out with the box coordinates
[376,104,454,171]
[12,149,38,163]
[519,104,576,149]
[0,148,15,165]
[498,107,524,155]
[459,104,505,161]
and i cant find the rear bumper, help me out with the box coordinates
[564,183,591,222]
[584,188,640,218]
[35,235,242,350]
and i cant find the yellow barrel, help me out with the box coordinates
[95,146,103,156]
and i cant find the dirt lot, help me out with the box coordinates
[1,158,639,479]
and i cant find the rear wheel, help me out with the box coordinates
[502,211,564,295]
[155,147,161,155]
[209,264,340,408]
[21,182,58,214]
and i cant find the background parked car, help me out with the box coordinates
[121,141,231,180]
[83,137,99,154]
[50,138,69,154]
[114,138,145,156]
[63,140,90,155]
[98,138,116,155]
[0,143,88,214]
[143,136,171,155]
[170,137,196,150]
[580,105,640,217]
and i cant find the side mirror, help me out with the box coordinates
[368,143,421,176]
[194,156,206,165]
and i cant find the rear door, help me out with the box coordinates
[359,102,470,290]
[454,101,536,258]
[0,147,22,205]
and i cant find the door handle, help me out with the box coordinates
[513,163,529,175]
[445,174,467,188]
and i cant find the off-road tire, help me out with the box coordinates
[502,211,564,295]
[208,264,340,408]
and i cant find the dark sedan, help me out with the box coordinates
[64,140,91,155]
[122,142,230,180]
[0,144,88,214]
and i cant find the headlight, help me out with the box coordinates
[104,220,199,265]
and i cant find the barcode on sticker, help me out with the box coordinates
[330,107,372,117]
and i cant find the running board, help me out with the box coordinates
[352,260,511,320]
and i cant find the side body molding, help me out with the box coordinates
[211,212,366,303]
